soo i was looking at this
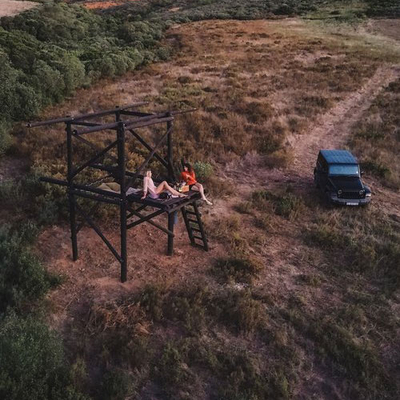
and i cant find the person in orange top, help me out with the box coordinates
[181,163,213,205]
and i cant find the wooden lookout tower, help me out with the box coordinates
[28,103,208,282]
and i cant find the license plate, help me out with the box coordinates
[346,202,359,206]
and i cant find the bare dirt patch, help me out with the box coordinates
[366,18,400,42]
[0,0,38,17]
[80,0,140,10]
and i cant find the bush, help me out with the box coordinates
[0,223,59,313]
[366,0,400,17]
[215,290,266,335]
[193,161,214,180]
[157,343,194,388]
[100,369,132,400]
[0,1,163,154]
[252,189,305,220]
[0,314,88,400]
[213,257,262,283]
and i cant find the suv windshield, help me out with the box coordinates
[329,164,359,176]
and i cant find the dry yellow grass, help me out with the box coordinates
[20,18,391,181]
[21,18,400,400]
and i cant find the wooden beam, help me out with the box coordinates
[128,128,169,169]
[75,202,122,263]
[71,140,118,178]
[74,115,174,136]
[27,102,149,127]
[72,183,122,199]
[40,176,68,186]
[69,189,121,205]
[124,116,174,130]
[128,208,174,236]
[126,209,164,229]
[125,125,173,188]
[73,135,119,164]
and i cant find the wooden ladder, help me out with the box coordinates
[182,201,208,251]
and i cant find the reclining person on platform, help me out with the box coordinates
[142,170,185,200]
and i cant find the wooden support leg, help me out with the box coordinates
[167,212,175,256]
[117,119,128,283]
[69,193,78,261]
[120,200,127,283]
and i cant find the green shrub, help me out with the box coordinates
[366,0,400,17]
[193,161,214,180]
[100,369,132,400]
[0,1,163,154]
[311,316,394,397]
[217,290,265,334]
[305,210,400,291]
[137,284,165,322]
[361,160,391,179]
[0,314,88,400]
[157,342,194,388]
[0,223,59,313]
[252,189,305,220]
[213,257,262,283]
[165,286,209,334]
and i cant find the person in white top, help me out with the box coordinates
[142,170,186,200]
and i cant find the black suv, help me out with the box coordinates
[314,150,371,206]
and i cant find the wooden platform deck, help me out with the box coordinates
[127,190,201,212]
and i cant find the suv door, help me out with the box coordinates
[315,154,327,188]
[320,158,329,189]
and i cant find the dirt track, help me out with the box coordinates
[290,66,400,174]
[0,0,37,17]
[224,65,400,218]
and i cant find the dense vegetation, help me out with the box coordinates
[367,0,400,17]
[108,0,326,21]
[0,1,166,154]
[0,222,89,399]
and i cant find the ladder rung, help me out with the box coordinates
[193,235,207,242]
[191,227,202,233]
[187,219,199,224]
[186,210,200,216]
[191,243,207,250]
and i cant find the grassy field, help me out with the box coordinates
[17,17,393,216]
[1,1,400,399]
[350,77,400,189]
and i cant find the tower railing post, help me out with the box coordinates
[66,120,78,261]
[167,113,175,182]
[117,120,128,282]
[167,212,174,256]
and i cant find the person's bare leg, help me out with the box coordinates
[165,182,186,197]
[156,181,186,197]
[193,183,212,205]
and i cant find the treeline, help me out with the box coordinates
[109,0,326,22]
[0,1,167,154]
[367,0,400,17]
